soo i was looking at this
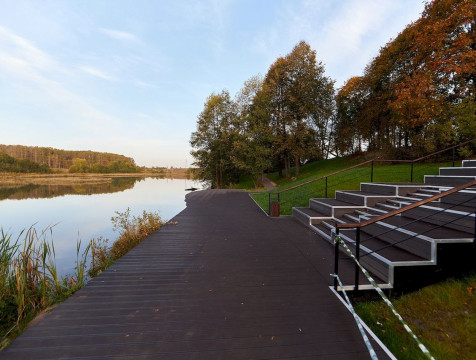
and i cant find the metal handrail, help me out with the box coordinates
[272,138,476,195]
[334,178,476,291]
[337,179,476,229]
[267,138,475,216]
[271,159,375,194]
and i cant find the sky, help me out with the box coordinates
[0,0,427,167]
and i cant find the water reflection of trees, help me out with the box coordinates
[0,177,142,200]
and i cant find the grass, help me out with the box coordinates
[0,227,90,349]
[0,208,164,350]
[88,208,164,277]
[248,155,453,215]
[355,275,476,360]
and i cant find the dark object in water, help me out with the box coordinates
[185,187,198,191]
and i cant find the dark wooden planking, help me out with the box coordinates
[2,190,391,359]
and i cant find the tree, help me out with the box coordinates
[263,41,335,177]
[190,90,238,188]
[231,76,273,187]
[334,77,364,156]
[335,0,475,156]
[69,158,90,173]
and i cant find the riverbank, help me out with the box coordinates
[0,171,193,186]
[0,209,164,350]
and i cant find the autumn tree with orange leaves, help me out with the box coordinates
[333,0,475,157]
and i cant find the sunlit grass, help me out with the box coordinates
[355,275,476,360]
[251,160,450,215]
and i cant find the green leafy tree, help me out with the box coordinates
[263,41,335,177]
[68,158,90,173]
[0,152,51,173]
[231,76,273,187]
[190,90,239,188]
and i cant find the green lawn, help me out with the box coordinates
[247,157,452,215]
[355,275,476,360]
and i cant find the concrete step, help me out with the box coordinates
[424,175,476,186]
[380,215,473,241]
[335,190,397,206]
[337,212,432,259]
[317,219,391,283]
[440,167,476,176]
[438,190,476,207]
[292,207,331,227]
[402,206,474,234]
[309,198,365,217]
[411,188,439,197]
[329,214,428,258]
[462,160,476,167]
[360,183,428,196]
[289,158,476,290]
[390,194,476,214]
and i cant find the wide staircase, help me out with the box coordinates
[292,160,476,290]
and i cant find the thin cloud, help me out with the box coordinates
[0,25,63,75]
[78,65,116,81]
[134,80,157,88]
[251,0,425,87]
[0,25,118,131]
[100,28,138,41]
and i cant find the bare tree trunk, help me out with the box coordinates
[215,165,220,189]
[285,153,291,178]
[294,155,300,176]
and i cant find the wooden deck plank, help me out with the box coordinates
[1,190,391,359]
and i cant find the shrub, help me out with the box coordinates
[88,209,163,277]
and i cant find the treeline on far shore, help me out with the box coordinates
[68,158,140,173]
[0,152,51,173]
[0,144,141,174]
[0,151,193,176]
[0,144,135,169]
[0,151,140,174]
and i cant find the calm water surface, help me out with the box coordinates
[0,178,201,276]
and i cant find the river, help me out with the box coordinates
[0,177,201,276]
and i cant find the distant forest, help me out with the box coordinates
[0,144,136,169]
[190,0,475,188]
[0,152,51,173]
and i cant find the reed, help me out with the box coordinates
[0,208,162,349]
[0,227,90,349]
[88,208,163,277]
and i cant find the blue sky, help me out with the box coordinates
[0,0,426,167]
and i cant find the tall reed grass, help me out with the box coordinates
[89,208,163,277]
[0,227,90,349]
[0,208,163,349]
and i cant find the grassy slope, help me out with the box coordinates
[244,155,449,215]
[355,275,476,360]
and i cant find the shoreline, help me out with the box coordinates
[0,172,193,186]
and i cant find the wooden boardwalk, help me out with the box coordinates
[2,190,391,359]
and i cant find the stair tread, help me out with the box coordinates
[391,197,474,213]
[340,230,426,262]
[311,198,362,207]
[315,223,332,236]
[294,207,330,218]
[291,159,476,290]
[368,182,425,185]
[363,207,387,215]
[339,190,396,196]
[378,216,473,239]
